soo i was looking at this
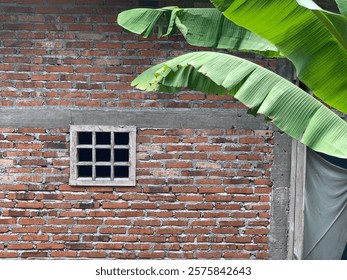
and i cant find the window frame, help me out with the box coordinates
[69,125,136,186]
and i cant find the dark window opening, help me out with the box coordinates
[115,132,129,145]
[115,149,129,162]
[78,132,92,145]
[96,149,111,162]
[78,149,92,162]
[78,166,92,178]
[115,166,129,178]
[96,166,111,178]
[96,132,111,145]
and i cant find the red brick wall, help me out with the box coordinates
[0,127,274,259]
[0,0,300,259]
[0,0,277,109]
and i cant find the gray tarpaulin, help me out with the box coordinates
[304,149,347,260]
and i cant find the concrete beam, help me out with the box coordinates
[0,108,271,129]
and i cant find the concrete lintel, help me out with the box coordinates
[0,108,271,130]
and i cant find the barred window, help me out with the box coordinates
[69,125,136,186]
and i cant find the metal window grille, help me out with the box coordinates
[69,125,136,186]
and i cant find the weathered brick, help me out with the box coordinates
[0,0,275,260]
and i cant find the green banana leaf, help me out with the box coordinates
[117,7,281,57]
[210,0,347,115]
[132,51,347,159]
[336,0,347,17]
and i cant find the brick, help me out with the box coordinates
[191,220,216,226]
[210,154,237,160]
[206,195,232,202]
[167,178,193,185]
[17,202,44,209]
[118,211,144,218]
[12,226,40,233]
[37,243,65,250]
[254,178,273,185]
[109,252,136,259]
[175,212,200,218]
[166,162,192,168]
[245,228,270,235]
[153,136,180,143]
[204,212,229,218]
[2,73,29,80]
[182,170,207,177]
[212,228,238,234]
[196,252,222,259]
[196,162,221,169]
[224,252,250,259]
[51,251,78,258]
[121,194,147,201]
[196,178,222,185]
[102,202,128,209]
[0,252,19,258]
[66,243,93,250]
[125,243,151,250]
[53,235,79,242]
[0,159,15,166]
[19,159,46,166]
[8,243,34,250]
[233,195,260,202]
[166,145,193,152]
[6,134,35,141]
[96,243,122,250]
[60,211,86,217]
[231,212,257,218]
[186,203,214,210]
[240,137,265,144]
[131,203,157,209]
[171,186,198,193]
[226,187,253,194]
[21,252,48,258]
[138,252,165,259]
[226,236,252,244]
[177,195,203,202]
[199,186,224,193]
[238,154,263,161]
[195,145,222,151]
[17,175,43,182]
[0,234,19,241]
[71,226,97,233]
[18,218,45,225]
[0,218,16,224]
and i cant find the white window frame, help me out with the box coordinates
[69,125,136,186]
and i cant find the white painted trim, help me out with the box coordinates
[69,125,136,186]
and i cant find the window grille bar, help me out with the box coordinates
[113,145,129,149]
[92,131,96,180]
[110,131,115,180]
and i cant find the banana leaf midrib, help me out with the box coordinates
[210,0,347,114]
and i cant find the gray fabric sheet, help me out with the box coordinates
[304,149,347,260]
